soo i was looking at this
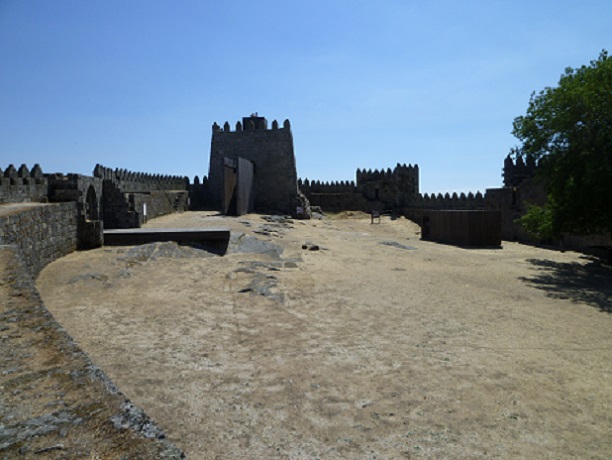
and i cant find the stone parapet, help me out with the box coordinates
[0,164,47,204]
[0,202,77,277]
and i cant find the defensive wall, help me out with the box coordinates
[0,202,77,277]
[94,164,189,228]
[0,231,184,457]
[0,164,47,203]
[0,162,190,455]
[298,163,419,213]
[487,156,612,252]
[0,162,193,277]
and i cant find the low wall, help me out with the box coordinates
[132,191,189,224]
[0,203,78,277]
[0,245,184,457]
[103,184,188,229]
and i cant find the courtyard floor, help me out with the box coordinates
[37,211,612,459]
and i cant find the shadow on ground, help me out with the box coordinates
[520,258,612,313]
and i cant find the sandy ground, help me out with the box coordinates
[37,212,612,459]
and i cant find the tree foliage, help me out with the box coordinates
[512,50,612,239]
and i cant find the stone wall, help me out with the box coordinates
[0,164,47,204]
[405,191,485,225]
[47,173,104,248]
[0,202,77,277]
[503,155,538,187]
[93,165,189,192]
[300,163,420,213]
[356,164,419,208]
[0,246,184,458]
[208,117,298,214]
[94,164,189,228]
[188,175,210,210]
[306,192,370,213]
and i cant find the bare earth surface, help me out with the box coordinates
[37,212,612,459]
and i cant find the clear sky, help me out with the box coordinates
[1,1,610,194]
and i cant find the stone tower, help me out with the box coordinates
[207,114,300,215]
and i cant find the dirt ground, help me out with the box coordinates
[37,211,612,459]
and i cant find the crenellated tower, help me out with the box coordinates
[207,114,301,215]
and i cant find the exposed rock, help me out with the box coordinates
[378,241,417,251]
[227,233,284,259]
[117,241,215,264]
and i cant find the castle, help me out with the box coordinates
[4,114,608,456]
[2,113,608,277]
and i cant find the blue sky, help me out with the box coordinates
[1,1,610,194]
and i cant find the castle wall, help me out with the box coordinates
[490,157,611,254]
[487,157,548,242]
[297,179,366,212]
[0,164,47,204]
[0,202,77,277]
[94,165,189,228]
[300,163,420,214]
[189,175,210,210]
[405,191,486,225]
[0,244,185,458]
[306,192,369,213]
[208,118,298,214]
[356,164,419,209]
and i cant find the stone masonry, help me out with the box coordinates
[207,115,300,214]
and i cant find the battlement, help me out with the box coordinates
[356,163,419,185]
[503,155,539,187]
[416,191,485,210]
[0,163,48,203]
[93,164,189,192]
[208,115,298,214]
[1,163,45,185]
[298,178,357,194]
[212,117,291,134]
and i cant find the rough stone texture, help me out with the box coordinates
[208,116,299,214]
[299,163,420,213]
[95,164,189,229]
[0,164,47,204]
[118,241,216,262]
[0,245,184,458]
[47,173,104,248]
[0,203,78,277]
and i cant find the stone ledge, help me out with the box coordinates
[0,245,185,458]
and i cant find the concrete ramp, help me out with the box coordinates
[104,227,231,255]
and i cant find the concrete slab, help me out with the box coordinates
[103,227,231,254]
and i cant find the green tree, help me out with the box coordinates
[512,50,612,240]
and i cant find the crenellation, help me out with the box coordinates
[503,154,538,187]
[208,114,299,214]
[1,163,49,203]
[18,164,30,179]
[6,113,603,269]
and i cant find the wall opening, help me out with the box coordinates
[85,185,99,221]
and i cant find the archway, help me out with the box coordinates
[85,185,99,221]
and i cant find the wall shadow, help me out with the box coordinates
[519,258,612,313]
